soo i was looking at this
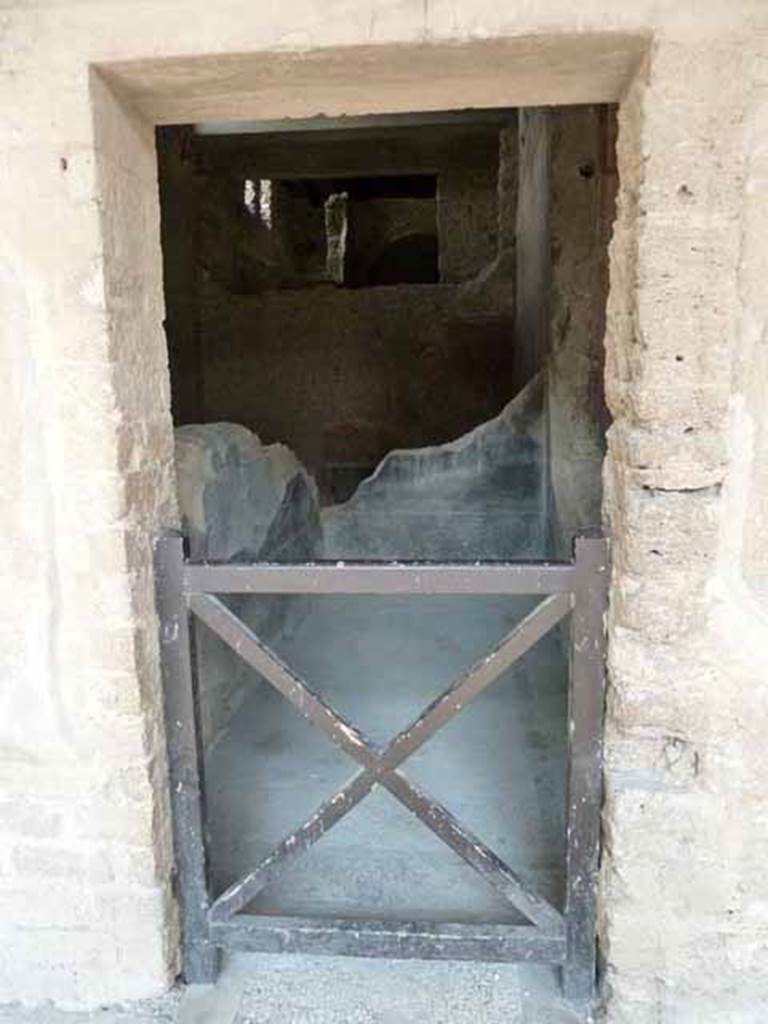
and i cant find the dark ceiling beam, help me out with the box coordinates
[195,107,516,135]
[193,125,504,178]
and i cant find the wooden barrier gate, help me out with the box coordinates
[155,531,609,1003]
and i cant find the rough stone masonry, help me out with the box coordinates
[0,3,766,1023]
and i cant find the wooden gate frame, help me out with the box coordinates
[154,532,609,1003]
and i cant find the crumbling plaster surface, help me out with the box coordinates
[0,1,766,1020]
[600,44,768,1023]
[548,106,617,555]
[174,423,321,750]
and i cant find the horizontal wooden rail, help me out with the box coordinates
[183,560,581,596]
[209,915,567,964]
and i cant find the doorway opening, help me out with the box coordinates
[155,104,617,1005]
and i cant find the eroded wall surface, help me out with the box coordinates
[0,2,766,1020]
[198,281,516,487]
[548,106,617,554]
[601,42,768,1022]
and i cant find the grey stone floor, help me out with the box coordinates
[0,956,585,1023]
[0,994,179,1024]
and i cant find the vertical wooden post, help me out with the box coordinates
[154,532,218,983]
[563,532,609,1003]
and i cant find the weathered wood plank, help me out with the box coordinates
[154,533,217,983]
[183,561,579,596]
[210,915,566,964]
[562,534,609,1001]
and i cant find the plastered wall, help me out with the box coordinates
[0,67,179,1006]
[0,3,766,1020]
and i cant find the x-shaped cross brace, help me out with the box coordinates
[190,590,571,934]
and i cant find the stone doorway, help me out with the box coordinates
[153,105,616,1019]
[7,14,764,1023]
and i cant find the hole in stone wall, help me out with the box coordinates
[236,172,439,288]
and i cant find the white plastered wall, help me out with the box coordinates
[0,2,766,1020]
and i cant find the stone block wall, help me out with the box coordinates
[600,41,768,1021]
[0,4,766,1020]
[0,66,179,1007]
